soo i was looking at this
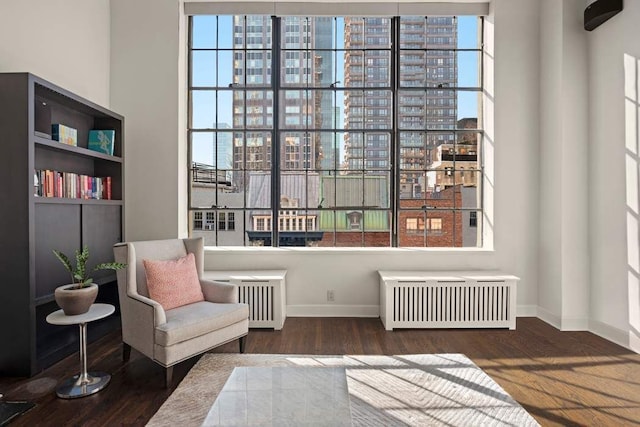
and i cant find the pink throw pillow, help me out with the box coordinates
[143,253,204,310]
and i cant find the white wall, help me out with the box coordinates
[109,0,541,315]
[589,0,640,351]
[0,0,111,107]
[538,0,589,330]
[110,0,186,241]
[538,0,564,324]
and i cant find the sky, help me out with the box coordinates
[191,15,481,166]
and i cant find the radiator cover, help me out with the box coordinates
[379,271,519,331]
[203,270,287,329]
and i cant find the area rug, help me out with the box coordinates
[0,401,35,426]
[147,353,539,427]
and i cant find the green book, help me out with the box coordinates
[88,130,115,155]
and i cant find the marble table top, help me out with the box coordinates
[202,367,352,426]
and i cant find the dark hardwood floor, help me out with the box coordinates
[1,317,639,426]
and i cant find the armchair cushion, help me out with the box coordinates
[143,253,204,310]
[201,279,238,304]
[155,301,249,346]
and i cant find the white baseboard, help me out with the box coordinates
[560,317,589,331]
[517,305,537,317]
[536,306,561,329]
[287,305,379,318]
[589,319,630,349]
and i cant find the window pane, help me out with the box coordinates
[235,132,272,170]
[458,51,481,88]
[457,16,480,50]
[246,91,273,128]
[192,132,214,166]
[192,51,217,87]
[279,91,310,128]
[459,172,481,208]
[457,91,481,122]
[462,210,481,247]
[343,50,364,87]
[192,16,217,49]
[216,92,234,129]
[364,51,391,87]
[218,16,234,49]
[280,132,314,170]
[217,50,234,87]
[280,173,320,209]
[191,90,216,129]
[399,51,426,86]
[317,132,345,171]
[246,171,272,209]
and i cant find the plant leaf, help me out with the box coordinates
[53,250,76,283]
[93,262,126,271]
[75,246,89,282]
[53,250,73,273]
[83,278,93,285]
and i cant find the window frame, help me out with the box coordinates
[188,14,484,248]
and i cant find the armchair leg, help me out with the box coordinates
[239,335,247,354]
[165,366,174,388]
[123,343,131,362]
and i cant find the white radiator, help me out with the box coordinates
[203,270,287,329]
[237,281,277,327]
[379,271,519,331]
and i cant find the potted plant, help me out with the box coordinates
[53,246,125,315]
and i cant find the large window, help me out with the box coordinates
[189,15,483,247]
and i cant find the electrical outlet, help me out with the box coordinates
[327,290,335,302]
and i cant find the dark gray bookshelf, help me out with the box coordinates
[0,73,125,377]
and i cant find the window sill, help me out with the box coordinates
[204,246,494,255]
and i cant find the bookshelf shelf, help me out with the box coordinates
[0,73,125,377]
[34,198,124,206]
[34,134,123,163]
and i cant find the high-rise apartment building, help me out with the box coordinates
[343,17,458,186]
[231,16,333,190]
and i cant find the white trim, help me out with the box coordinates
[516,305,537,317]
[560,317,589,331]
[287,304,379,317]
[399,2,489,15]
[184,2,489,16]
[589,319,630,350]
[536,306,562,329]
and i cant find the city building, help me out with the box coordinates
[245,171,324,246]
[318,175,391,246]
[231,16,333,190]
[344,17,457,182]
[190,163,245,246]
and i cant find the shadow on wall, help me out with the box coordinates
[624,53,640,352]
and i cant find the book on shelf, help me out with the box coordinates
[88,130,115,155]
[51,124,77,146]
[34,169,113,200]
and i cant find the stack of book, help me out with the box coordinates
[51,124,78,146]
[34,169,112,200]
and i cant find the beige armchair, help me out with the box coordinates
[113,237,248,386]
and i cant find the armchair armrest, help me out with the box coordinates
[126,291,167,326]
[119,290,167,360]
[201,279,238,304]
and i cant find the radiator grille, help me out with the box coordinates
[237,281,274,323]
[392,281,513,327]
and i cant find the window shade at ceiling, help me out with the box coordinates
[184,2,490,16]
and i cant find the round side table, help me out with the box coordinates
[46,303,115,399]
